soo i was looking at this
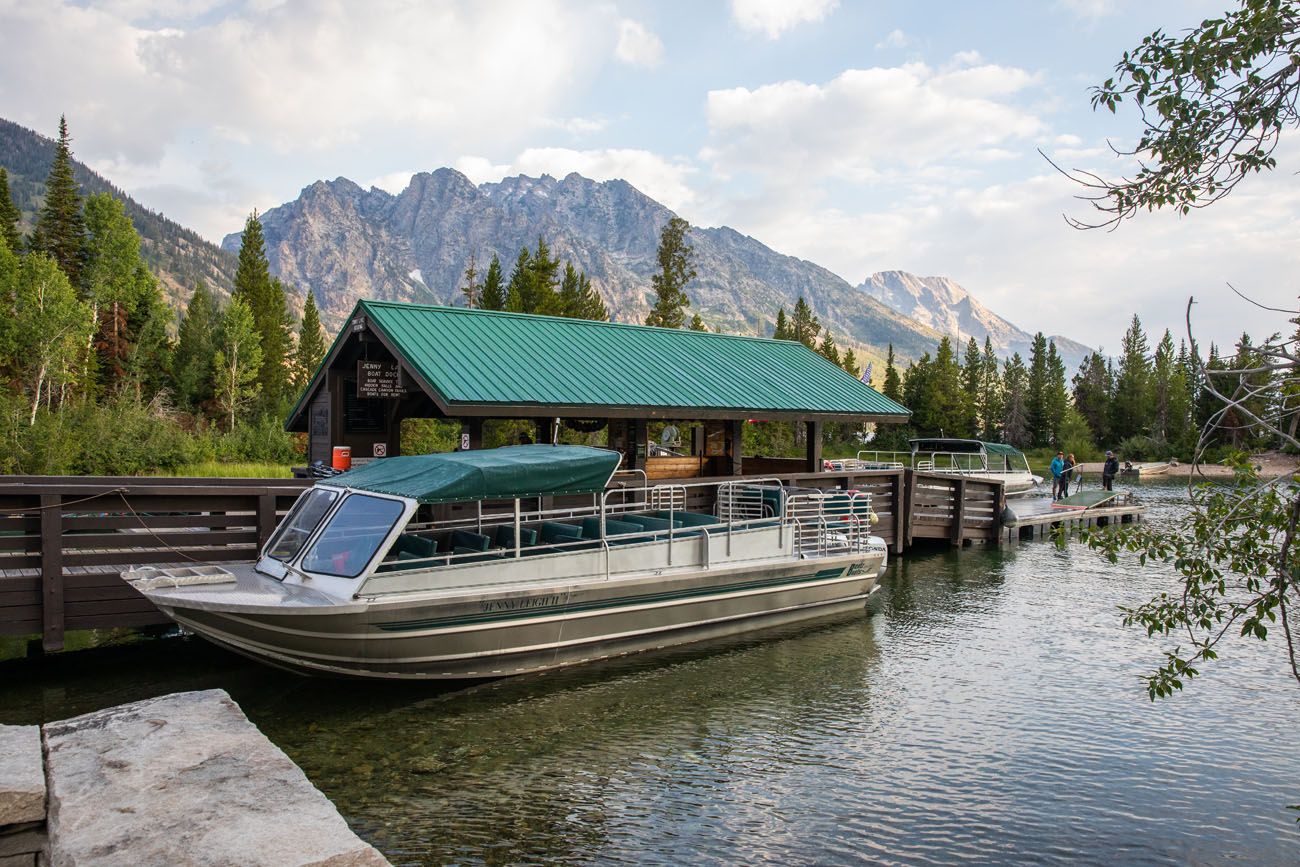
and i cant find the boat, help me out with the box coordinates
[125,445,889,680]
[904,438,1043,496]
[1120,460,1173,477]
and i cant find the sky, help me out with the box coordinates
[2,0,1297,352]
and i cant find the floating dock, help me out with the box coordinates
[1001,490,1145,542]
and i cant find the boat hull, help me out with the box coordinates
[154,552,885,680]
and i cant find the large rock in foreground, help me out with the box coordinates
[0,725,44,827]
[43,689,389,867]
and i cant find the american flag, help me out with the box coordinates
[861,362,873,385]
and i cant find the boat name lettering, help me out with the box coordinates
[481,595,565,612]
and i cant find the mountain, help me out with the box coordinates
[0,118,237,310]
[224,170,946,361]
[858,270,1092,370]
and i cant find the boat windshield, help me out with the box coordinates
[299,494,405,579]
[265,488,340,563]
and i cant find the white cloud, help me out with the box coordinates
[615,19,663,67]
[366,170,417,194]
[875,29,908,50]
[456,147,697,212]
[703,62,1044,183]
[1058,0,1115,20]
[0,0,614,236]
[709,162,1300,352]
[730,0,838,39]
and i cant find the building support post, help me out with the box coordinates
[726,420,743,476]
[805,420,823,473]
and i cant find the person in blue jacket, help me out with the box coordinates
[1049,450,1065,499]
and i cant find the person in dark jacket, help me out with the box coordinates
[1102,450,1119,491]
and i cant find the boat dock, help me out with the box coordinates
[0,469,1144,653]
[1001,490,1145,542]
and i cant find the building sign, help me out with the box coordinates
[356,361,404,399]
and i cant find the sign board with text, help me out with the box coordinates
[356,361,404,399]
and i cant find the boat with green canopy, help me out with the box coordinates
[908,438,1042,496]
[126,445,888,680]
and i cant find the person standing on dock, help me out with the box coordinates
[1102,450,1118,491]
[1050,451,1065,499]
[1063,453,1077,497]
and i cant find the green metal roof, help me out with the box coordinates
[327,444,622,503]
[306,300,909,420]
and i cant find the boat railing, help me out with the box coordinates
[380,477,795,575]
[784,489,874,557]
[851,450,908,470]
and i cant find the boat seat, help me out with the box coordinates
[621,515,673,534]
[453,545,502,563]
[392,533,438,559]
[540,522,584,544]
[653,510,717,527]
[450,529,492,552]
[579,516,646,541]
[493,524,539,549]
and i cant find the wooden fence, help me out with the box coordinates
[0,467,999,651]
[0,477,310,651]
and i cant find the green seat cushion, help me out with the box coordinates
[450,529,492,551]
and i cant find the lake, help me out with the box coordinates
[3,479,1297,865]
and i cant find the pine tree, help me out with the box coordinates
[790,296,820,349]
[1026,332,1049,446]
[479,254,505,311]
[773,308,790,340]
[882,344,902,403]
[818,329,841,366]
[232,211,290,410]
[841,348,859,379]
[1072,352,1114,445]
[504,247,531,313]
[1001,353,1031,448]
[213,297,263,432]
[30,116,87,288]
[294,291,326,391]
[1151,329,1176,440]
[576,273,608,321]
[83,193,163,395]
[460,254,480,308]
[644,216,695,329]
[689,312,707,331]
[1045,341,1068,446]
[0,168,21,252]
[525,237,560,314]
[1168,340,1194,451]
[922,337,964,436]
[557,262,583,318]
[1112,314,1151,440]
[960,336,982,437]
[173,282,219,411]
[979,337,1003,441]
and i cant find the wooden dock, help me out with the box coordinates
[1000,491,1145,542]
[0,468,1138,653]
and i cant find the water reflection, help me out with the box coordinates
[2,479,1298,865]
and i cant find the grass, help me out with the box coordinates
[165,461,295,478]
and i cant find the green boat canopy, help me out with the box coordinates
[326,445,623,504]
[909,438,1026,458]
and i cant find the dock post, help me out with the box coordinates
[891,471,905,554]
[40,494,64,652]
[951,478,967,547]
[256,493,277,549]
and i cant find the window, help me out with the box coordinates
[300,494,405,578]
[265,488,340,563]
